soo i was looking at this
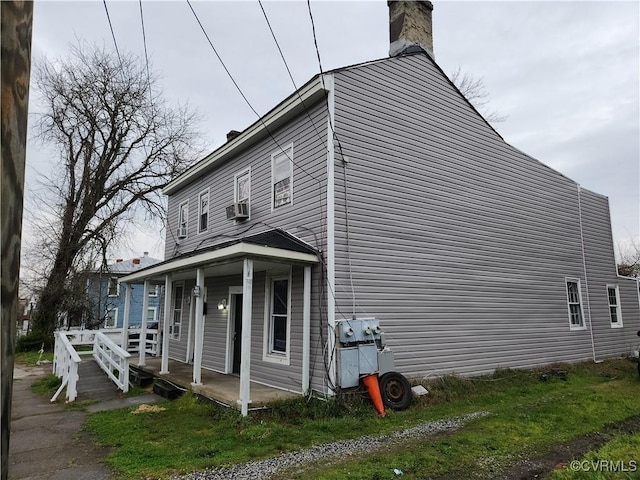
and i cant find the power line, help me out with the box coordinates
[258,0,325,148]
[138,0,153,104]
[186,0,322,184]
[102,0,123,66]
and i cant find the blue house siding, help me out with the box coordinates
[102,282,162,329]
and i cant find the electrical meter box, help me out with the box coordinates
[337,318,382,343]
[336,347,359,388]
[358,344,378,375]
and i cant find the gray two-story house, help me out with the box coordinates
[121,1,640,415]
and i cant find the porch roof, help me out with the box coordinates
[118,229,319,284]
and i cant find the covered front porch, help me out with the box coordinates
[141,357,298,408]
[120,229,319,415]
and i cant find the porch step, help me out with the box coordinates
[129,365,155,387]
[152,378,185,400]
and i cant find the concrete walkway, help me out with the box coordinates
[9,362,161,480]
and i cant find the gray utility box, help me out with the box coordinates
[336,344,379,388]
[337,318,382,343]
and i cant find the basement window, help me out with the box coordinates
[607,285,623,328]
[565,279,585,330]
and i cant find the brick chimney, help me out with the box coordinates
[388,1,434,59]
[226,130,241,142]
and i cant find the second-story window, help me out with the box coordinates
[235,168,251,205]
[108,277,119,297]
[178,201,188,239]
[271,144,293,209]
[198,190,209,233]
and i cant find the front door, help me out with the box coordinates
[232,294,243,375]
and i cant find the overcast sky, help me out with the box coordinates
[25,0,639,262]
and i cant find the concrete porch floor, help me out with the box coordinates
[138,357,299,409]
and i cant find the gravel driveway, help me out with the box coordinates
[174,411,489,480]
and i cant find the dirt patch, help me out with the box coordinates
[131,404,166,414]
[433,414,640,480]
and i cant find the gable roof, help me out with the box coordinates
[164,49,506,196]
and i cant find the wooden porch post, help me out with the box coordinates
[302,266,311,395]
[139,280,150,366]
[192,268,205,385]
[121,283,132,351]
[160,274,172,374]
[239,258,253,416]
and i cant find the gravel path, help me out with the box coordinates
[174,411,489,480]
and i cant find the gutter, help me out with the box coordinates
[164,75,328,195]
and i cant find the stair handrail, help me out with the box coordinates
[51,331,82,402]
[93,331,131,393]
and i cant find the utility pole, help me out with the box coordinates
[1,2,34,479]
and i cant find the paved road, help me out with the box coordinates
[9,361,161,480]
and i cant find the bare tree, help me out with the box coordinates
[450,66,507,124]
[29,43,199,343]
[617,238,640,277]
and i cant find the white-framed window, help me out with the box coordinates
[107,277,119,297]
[271,144,293,209]
[606,285,623,327]
[263,270,291,364]
[170,283,184,340]
[105,307,118,328]
[148,285,159,297]
[234,168,251,206]
[146,307,158,326]
[198,189,209,234]
[178,201,189,238]
[565,278,586,330]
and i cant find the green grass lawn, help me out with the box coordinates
[14,349,54,366]
[85,358,640,480]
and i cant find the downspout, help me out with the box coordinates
[577,184,597,362]
[324,72,337,393]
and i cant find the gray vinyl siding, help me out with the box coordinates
[579,188,640,357]
[331,53,595,378]
[168,279,194,363]
[195,268,320,394]
[164,100,328,259]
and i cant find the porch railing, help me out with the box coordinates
[51,331,82,402]
[93,331,130,393]
[126,327,159,356]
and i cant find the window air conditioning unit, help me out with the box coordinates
[226,202,249,220]
[176,226,187,239]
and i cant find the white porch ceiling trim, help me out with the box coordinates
[118,243,318,284]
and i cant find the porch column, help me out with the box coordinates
[121,283,132,351]
[239,258,253,416]
[302,266,311,395]
[138,280,150,366]
[192,268,205,385]
[160,274,172,374]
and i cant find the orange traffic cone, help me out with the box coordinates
[362,373,385,417]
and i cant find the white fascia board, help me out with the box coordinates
[164,76,327,195]
[118,243,318,284]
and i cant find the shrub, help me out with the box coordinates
[15,332,47,352]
